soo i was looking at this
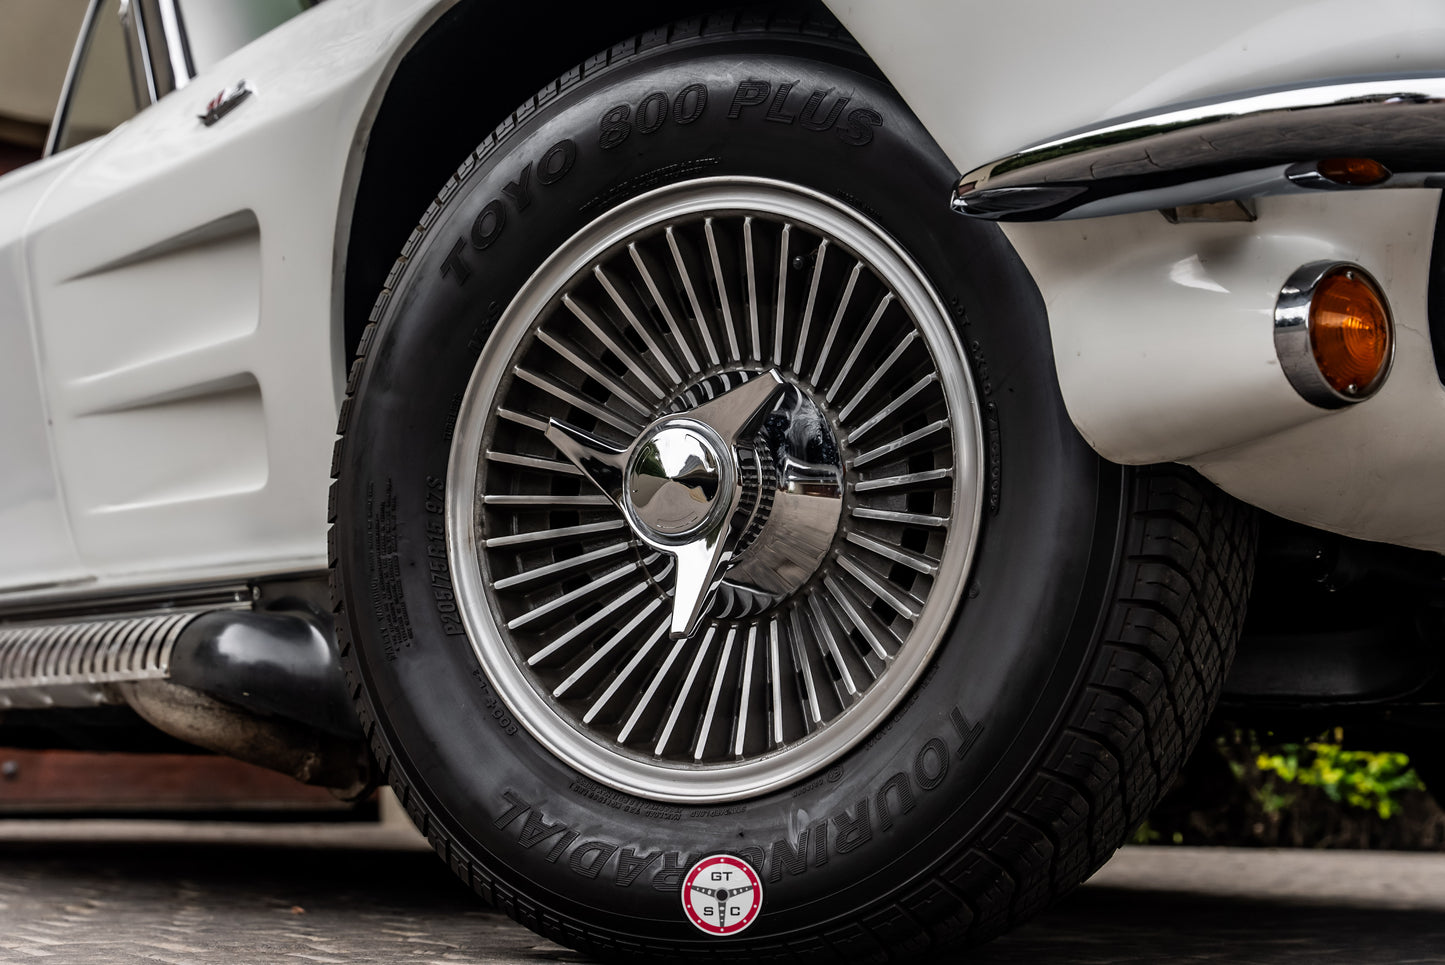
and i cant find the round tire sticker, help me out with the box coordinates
[681,854,763,936]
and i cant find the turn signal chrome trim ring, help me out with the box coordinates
[1274,261,1394,409]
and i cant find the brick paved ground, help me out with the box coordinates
[0,817,1440,963]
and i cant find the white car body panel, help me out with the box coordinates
[1003,192,1445,552]
[2,0,1444,606]
[829,0,1445,178]
[0,153,88,592]
[832,0,1445,551]
[0,0,454,599]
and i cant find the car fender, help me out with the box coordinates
[832,0,1445,551]
[14,0,455,597]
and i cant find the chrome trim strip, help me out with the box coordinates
[0,579,263,623]
[1273,262,1394,409]
[953,75,1445,221]
[0,569,327,619]
[129,0,161,103]
[155,0,192,88]
[42,0,103,157]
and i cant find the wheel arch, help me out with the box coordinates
[337,0,812,365]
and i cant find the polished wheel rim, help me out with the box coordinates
[447,178,984,803]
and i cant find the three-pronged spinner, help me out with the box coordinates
[546,370,787,638]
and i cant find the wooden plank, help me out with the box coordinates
[0,748,355,813]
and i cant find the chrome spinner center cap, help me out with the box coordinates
[544,370,788,638]
[625,423,733,541]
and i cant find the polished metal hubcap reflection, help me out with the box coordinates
[446,178,984,803]
[627,425,727,539]
[544,371,799,638]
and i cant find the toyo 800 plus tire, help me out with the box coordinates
[330,10,1256,960]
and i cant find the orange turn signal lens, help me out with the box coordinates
[1315,157,1391,187]
[1309,266,1392,397]
[1276,262,1393,408]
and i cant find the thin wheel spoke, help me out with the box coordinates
[627,242,700,372]
[498,408,549,433]
[768,616,784,746]
[507,563,639,632]
[733,625,759,756]
[484,519,624,549]
[811,260,862,385]
[815,590,883,684]
[538,328,652,414]
[846,531,940,575]
[515,367,642,435]
[838,330,920,422]
[656,627,716,754]
[618,634,690,744]
[694,627,738,760]
[826,293,894,403]
[744,217,762,362]
[851,506,949,528]
[808,591,858,698]
[853,418,949,468]
[593,266,682,385]
[837,556,924,621]
[584,617,670,724]
[772,224,791,366]
[666,226,720,366]
[525,579,654,666]
[482,494,614,507]
[559,295,666,400]
[792,239,829,374]
[849,372,937,442]
[485,450,582,476]
[823,574,895,660]
[855,467,952,493]
[789,606,823,729]
[553,597,666,698]
[493,541,631,591]
[704,218,742,362]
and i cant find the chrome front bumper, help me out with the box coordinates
[952,75,1445,221]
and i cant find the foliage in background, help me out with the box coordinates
[1253,733,1424,820]
[1132,729,1444,850]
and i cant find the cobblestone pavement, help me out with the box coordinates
[0,818,1441,964]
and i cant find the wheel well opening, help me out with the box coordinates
[342,1,835,362]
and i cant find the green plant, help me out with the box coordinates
[1128,822,1182,845]
[1256,734,1426,819]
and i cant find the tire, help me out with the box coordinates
[330,10,1256,960]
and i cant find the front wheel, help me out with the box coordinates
[331,11,1255,959]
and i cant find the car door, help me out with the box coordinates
[7,0,343,600]
[0,160,89,594]
[0,0,121,595]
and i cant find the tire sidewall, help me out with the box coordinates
[337,35,1114,945]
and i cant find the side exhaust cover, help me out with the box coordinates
[0,604,367,791]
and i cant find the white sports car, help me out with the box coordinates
[3,0,1443,957]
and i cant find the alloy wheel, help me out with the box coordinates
[447,178,984,803]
